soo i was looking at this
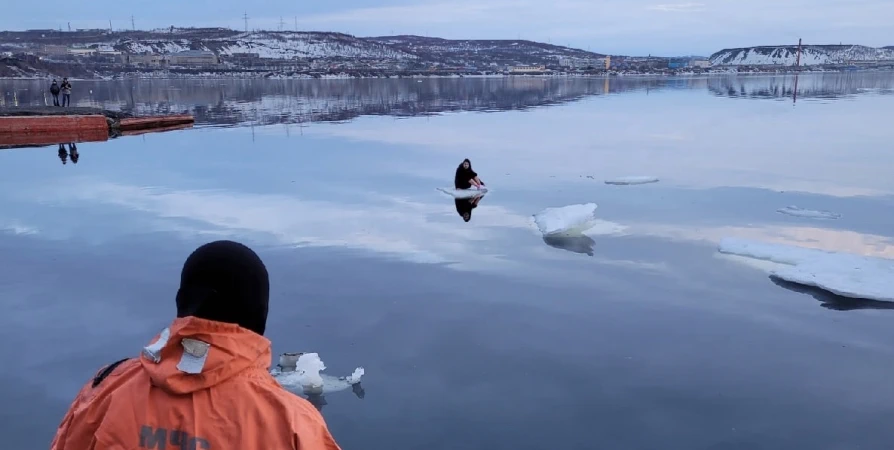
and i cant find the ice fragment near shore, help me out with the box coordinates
[718,237,894,302]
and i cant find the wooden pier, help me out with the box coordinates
[0,107,194,148]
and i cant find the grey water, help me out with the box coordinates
[2,72,894,449]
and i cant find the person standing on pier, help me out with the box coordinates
[60,78,72,107]
[50,79,61,106]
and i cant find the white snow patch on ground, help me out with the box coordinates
[718,237,894,302]
[605,176,659,186]
[533,203,627,237]
[777,206,841,220]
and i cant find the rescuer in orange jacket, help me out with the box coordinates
[50,240,341,450]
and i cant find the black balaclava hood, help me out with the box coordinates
[455,159,475,184]
[175,240,270,336]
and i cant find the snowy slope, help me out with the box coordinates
[109,31,416,59]
[0,29,418,60]
[368,35,603,66]
[213,32,415,59]
[710,45,894,66]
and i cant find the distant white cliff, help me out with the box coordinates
[709,45,894,66]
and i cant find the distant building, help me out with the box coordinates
[511,65,547,73]
[690,58,711,68]
[68,48,97,57]
[96,50,124,63]
[228,52,260,60]
[41,45,69,56]
[169,50,219,67]
[558,57,608,70]
[223,52,261,67]
[559,56,612,70]
[668,58,688,69]
[128,53,168,67]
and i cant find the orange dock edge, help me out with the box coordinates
[0,115,109,146]
[0,113,195,147]
[119,122,194,137]
[118,114,195,132]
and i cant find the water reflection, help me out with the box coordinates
[1,73,889,131]
[771,278,894,311]
[55,143,79,165]
[57,144,67,165]
[454,195,485,222]
[542,235,597,257]
[707,72,894,101]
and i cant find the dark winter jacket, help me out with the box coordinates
[454,159,477,189]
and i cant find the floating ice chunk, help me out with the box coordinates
[718,237,821,265]
[295,353,326,388]
[532,203,626,237]
[774,260,894,302]
[271,352,365,396]
[777,206,841,220]
[604,176,659,186]
[343,367,365,385]
[437,187,488,199]
[718,237,894,302]
[534,203,598,236]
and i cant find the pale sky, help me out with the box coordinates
[4,0,892,55]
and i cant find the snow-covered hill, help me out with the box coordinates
[0,29,599,65]
[710,45,894,66]
[368,35,604,67]
[0,29,418,60]
[100,32,417,60]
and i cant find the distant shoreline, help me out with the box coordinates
[2,67,891,82]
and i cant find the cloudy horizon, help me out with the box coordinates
[2,0,892,56]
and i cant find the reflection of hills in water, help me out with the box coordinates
[707,72,894,100]
[2,77,667,128]
[2,73,891,127]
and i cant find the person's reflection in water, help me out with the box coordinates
[68,143,79,164]
[454,195,484,222]
[771,277,894,311]
[542,235,596,257]
[57,144,68,165]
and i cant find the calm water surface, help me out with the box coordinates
[2,73,894,449]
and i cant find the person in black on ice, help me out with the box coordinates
[50,79,61,106]
[58,144,68,165]
[454,196,483,222]
[454,158,485,190]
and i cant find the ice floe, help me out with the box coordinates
[604,176,659,186]
[718,237,894,302]
[777,206,841,220]
[532,203,627,237]
[437,187,488,199]
[271,352,365,397]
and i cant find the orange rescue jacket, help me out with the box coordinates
[50,317,341,450]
